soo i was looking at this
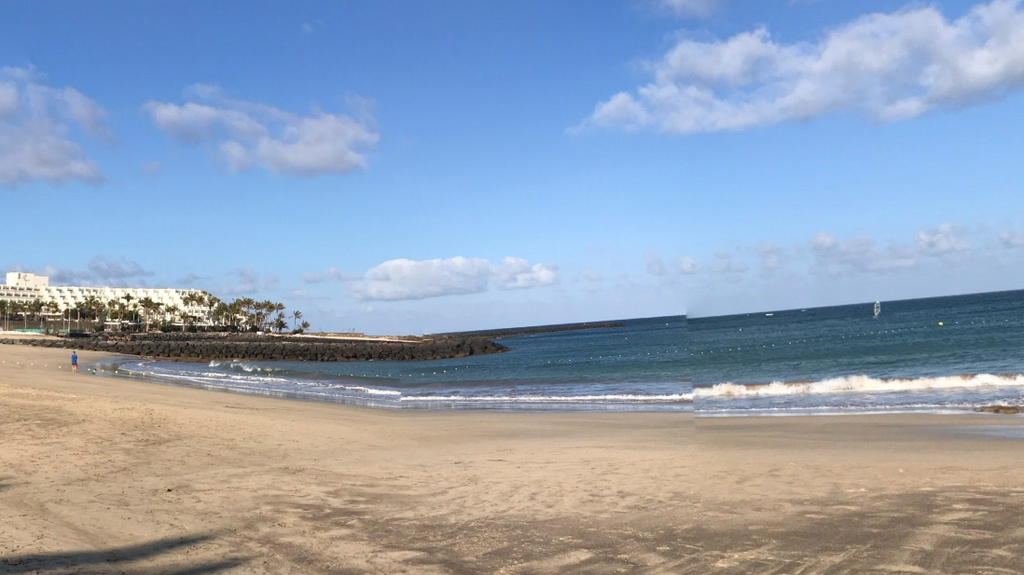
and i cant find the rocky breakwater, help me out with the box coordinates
[0,332,508,362]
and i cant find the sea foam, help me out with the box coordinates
[694,373,1024,399]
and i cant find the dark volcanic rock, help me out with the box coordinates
[0,333,507,363]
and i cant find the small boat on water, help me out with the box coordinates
[873,301,881,318]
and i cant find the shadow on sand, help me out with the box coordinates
[0,534,247,575]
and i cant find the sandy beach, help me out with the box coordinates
[4,344,1024,573]
[0,345,694,574]
[695,415,1024,573]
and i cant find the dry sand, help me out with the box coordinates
[696,415,1024,573]
[3,345,1024,574]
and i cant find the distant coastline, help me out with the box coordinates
[447,320,626,339]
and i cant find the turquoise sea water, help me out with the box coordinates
[110,315,689,412]
[108,289,1024,415]
[691,289,1024,416]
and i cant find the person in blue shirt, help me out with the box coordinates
[71,351,78,373]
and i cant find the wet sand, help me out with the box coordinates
[3,344,1024,574]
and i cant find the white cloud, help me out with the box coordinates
[0,67,107,187]
[810,232,917,274]
[302,266,355,283]
[493,257,559,289]
[0,82,19,117]
[346,256,559,301]
[147,101,265,144]
[145,84,379,177]
[350,257,492,301]
[811,231,838,251]
[677,256,701,274]
[57,87,111,140]
[916,223,971,255]
[581,0,1024,134]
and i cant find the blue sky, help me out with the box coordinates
[4,0,1024,334]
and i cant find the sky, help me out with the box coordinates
[3,0,1024,334]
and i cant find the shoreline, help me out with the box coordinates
[14,343,1016,418]
[100,355,692,413]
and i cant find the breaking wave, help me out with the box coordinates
[694,373,1024,399]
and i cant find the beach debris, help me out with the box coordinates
[978,404,1022,415]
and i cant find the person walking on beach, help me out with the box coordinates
[71,351,78,373]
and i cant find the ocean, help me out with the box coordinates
[105,315,690,412]
[100,289,1024,416]
[691,289,1024,416]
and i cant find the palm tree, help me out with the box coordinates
[13,301,27,329]
[28,300,43,329]
[226,299,246,330]
[272,313,288,333]
[212,301,230,328]
[164,305,181,331]
[138,297,161,332]
[106,298,119,324]
[204,294,220,328]
[112,301,128,329]
[122,294,136,330]
[255,301,270,331]
[86,297,107,331]
[252,300,285,332]
[81,296,97,319]
[182,292,206,330]
[240,298,258,331]
[43,301,60,331]
[73,302,89,330]
[291,310,303,333]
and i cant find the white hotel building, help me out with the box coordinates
[0,272,210,324]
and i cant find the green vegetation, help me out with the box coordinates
[1,292,310,335]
